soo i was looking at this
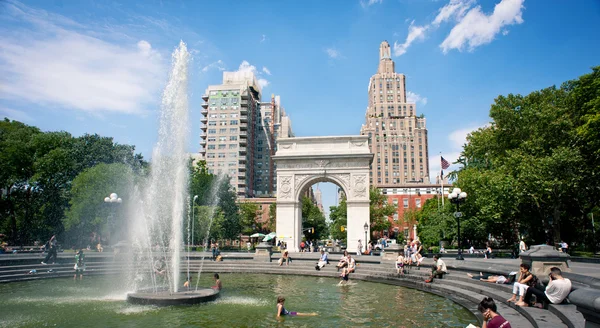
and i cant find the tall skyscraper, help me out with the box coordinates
[360,41,430,187]
[200,71,293,198]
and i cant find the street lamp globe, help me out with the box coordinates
[363,222,368,232]
[448,187,467,261]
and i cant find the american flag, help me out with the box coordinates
[441,156,450,170]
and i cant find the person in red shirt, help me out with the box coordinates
[478,297,511,328]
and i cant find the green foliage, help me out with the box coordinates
[450,66,600,249]
[267,203,276,232]
[328,197,347,242]
[194,205,224,244]
[188,161,240,241]
[301,196,327,241]
[0,119,147,246]
[63,163,134,247]
[369,187,396,236]
[239,202,261,235]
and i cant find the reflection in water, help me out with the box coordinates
[0,274,476,327]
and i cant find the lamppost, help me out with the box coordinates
[104,193,122,246]
[364,222,369,253]
[191,195,198,250]
[448,188,467,260]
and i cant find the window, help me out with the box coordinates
[207,145,215,149]
[230,120,238,125]
[230,136,238,141]
[207,153,215,158]
[219,136,227,141]
[403,198,408,208]
[416,199,421,208]
[219,121,227,126]
[393,213,398,221]
[230,128,237,133]
[208,129,216,134]
[229,144,237,149]
[219,128,227,133]
[218,144,226,149]
[208,137,216,142]
[218,153,225,158]
[208,121,216,126]
[393,199,398,207]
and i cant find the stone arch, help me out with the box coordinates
[273,136,373,253]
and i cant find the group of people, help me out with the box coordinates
[506,263,572,308]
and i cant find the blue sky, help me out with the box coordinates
[1,0,599,217]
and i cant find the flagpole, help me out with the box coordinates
[441,154,445,207]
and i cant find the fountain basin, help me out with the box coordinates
[127,287,219,306]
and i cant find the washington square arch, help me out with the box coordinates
[273,135,373,253]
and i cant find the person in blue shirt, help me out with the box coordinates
[315,250,328,271]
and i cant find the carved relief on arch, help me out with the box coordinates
[278,175,293,199]
[352,174,368,198]
[294,174,312,190]
[329,174,350,193]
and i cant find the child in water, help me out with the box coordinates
[212,273,222,291]
[276,296,318,317]
[73,249,85,280]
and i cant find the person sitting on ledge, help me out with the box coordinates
[519,267,571,308]
[315,250,328,271]
[278,250,290,266]
[507,263,536,305]
[425,254,447,283]
[336,250,349,272]
[396,253,407,275]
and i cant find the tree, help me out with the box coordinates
[452,67,600,250]
[301,196,327,241]
[369,187,396,238]
[194,205,224,245]
[267,203,276,232]
[239,202,261,235]
[329,197,347,242]
[64,163,133,247]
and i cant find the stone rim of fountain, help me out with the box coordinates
[127,287,219,306]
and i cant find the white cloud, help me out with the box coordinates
[433,0,474,26]
[392,0,523,57]
[406,91,428,106]
[440,0,525,53]
[0,1,166,115]
[0,107,34,122]
[393,21,428,56]
[325,48,341,59]
[262,67,271,75]
[260,34,266,43]
[201,60,225,72]
[360,0,383,8]
[234,61,270,88]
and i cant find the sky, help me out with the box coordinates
[1,0,599,218]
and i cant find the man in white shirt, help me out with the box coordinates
[521,267,572,308]
[315,250,328,270]
[425,255,447,283]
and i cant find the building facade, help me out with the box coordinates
[360,41,430,187]
[380,184,452,240]
[200,71,293,198]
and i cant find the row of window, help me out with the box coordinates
[206,152,239,158]
[391,198,422,209]
[207,136,238,142]
[208,128,238,134]
[206,144,238,150]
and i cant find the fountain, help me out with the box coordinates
[125,41,219,305]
